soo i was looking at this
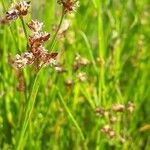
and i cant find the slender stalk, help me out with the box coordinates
[97,0,106,106]
[49,8,65,50]
[79,31,98,73]
[19,16,29,47]
[1,0,20,51]
[96,1,106,149]
[16,69,42,150]
[58,90,85,141]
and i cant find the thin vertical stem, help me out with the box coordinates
[19,16,29,47]
[97,0,106,106]
[49,8,65,50]
[1,0,20,51]
[16,69,42,150]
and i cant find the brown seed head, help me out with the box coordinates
[5,9,19,21]
[29,32,50,48]
[58,0,79,13]
[13,52,34,69]
[95,107,105,116]
[77,72,87,82]
[28,20,43,32]
[112,104,125,113]
[73,53,90,71]
[15,1,30,16]
[127,101,135,113]
[66,79,74,87]
[101,124,112,134]
[110,116,117,124]
[108,130,116,138]
[55,64,66,73]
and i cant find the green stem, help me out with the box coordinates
[58,90,85,141]
[97,0,106,106]
[49,8,65,50]
[1,0,20,51]
[16,69,42,150]
[19,16,29,47]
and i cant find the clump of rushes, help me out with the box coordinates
[57,0,79,13]
[0,1,30,23]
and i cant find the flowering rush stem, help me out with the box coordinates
[1,0,20,51]
[19,16,29,47]
[16,69,42,150]
[58,90,85,141]
[50,8,65,50]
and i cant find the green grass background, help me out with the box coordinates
[0,0,150,149]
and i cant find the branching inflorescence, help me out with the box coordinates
[1,0,79,71]
[1,1,30,23]
[12,20,58,70]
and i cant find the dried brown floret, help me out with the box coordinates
[110,116,117,124]
[28,20,43,32]
[13,52,34,69]
[95,107,105,116]
[58,0,79,13]
[55,64,67,73]
[73,53,90,71]
[77,72,87,82]
[112,104,125,113]
[101,124,112,134]
[0,1,30,24]
[0,10,18,24]
[29,32,50,48]
[127,101,135,113]
[15,1,31,16]
[43,52,58,66]
[108,130,116,138]
[5,9,19,21]
[66,79,74,87]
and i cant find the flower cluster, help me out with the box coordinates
[57,0,79,13]
[12,20,58,70]
[96,102,135,139]
[101,124,116,138]
[73,53,90,71]
[1,1,30,24]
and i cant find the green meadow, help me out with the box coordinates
[0,0,150,149]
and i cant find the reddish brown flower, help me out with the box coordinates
[0,1,30,24]
[15,1,31,16]
[13,52,34,69]
[73,53,90,71]
[127,101,135,113]
[29,32,50,48]
[58,0,79,13]
[28,20,43,32]
[5,9,19,21]
[112,104,125,113]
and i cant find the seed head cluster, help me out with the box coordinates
[57,0,79,13]
[73,53,90,71]
[14,20,57,69]
[1,1,30,24]
[96,102,135,140]
[12,20,58,70]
